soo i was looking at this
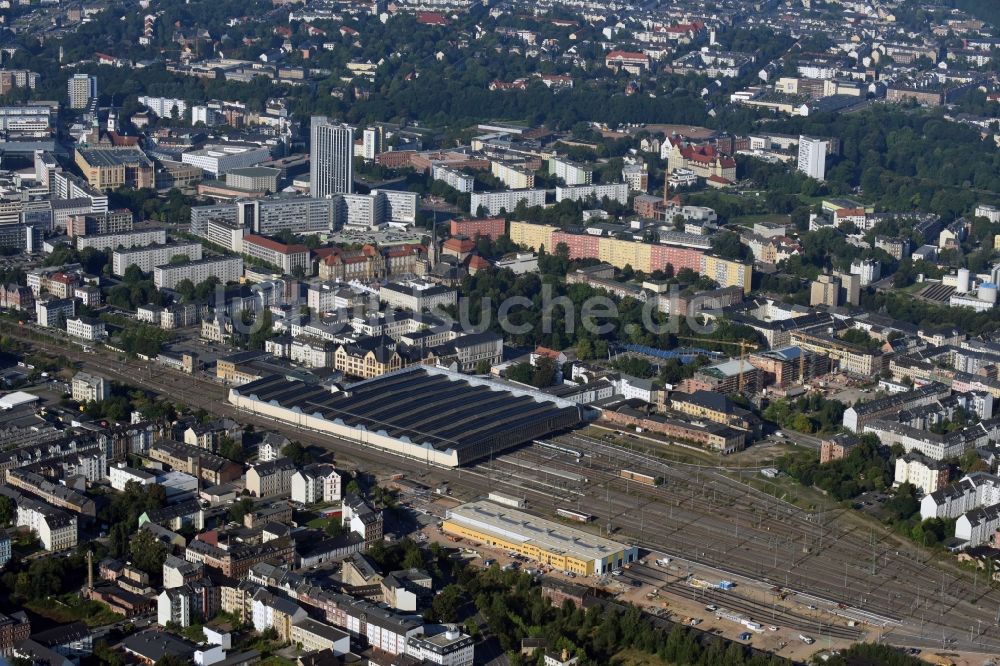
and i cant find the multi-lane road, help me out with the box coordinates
[6,321,1000,653]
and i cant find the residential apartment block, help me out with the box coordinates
[153,256,244,290]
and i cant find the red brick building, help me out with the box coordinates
[450,217,506,241]
[0,283,33,311]
[650,244,703,273]
[0,611,29,653]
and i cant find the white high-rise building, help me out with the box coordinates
[797,136,827,181]
[68,73,97,109]
[310,117,354,198]
[362,127,383,160]
[138,96,188,119]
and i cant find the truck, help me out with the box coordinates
[656,557,672,567]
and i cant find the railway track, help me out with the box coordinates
[624,564,862,641]
[6,323,1000,651]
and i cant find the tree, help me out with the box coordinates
[505,362,534,384]
[430,584,466,623]
[531,356,557,388]
[402,546,424,570]
[228,497,254,524]
[123,264,144,284]
[282,441,312,465]
[94,639,125,666]
[475,359,491,375]
[218,436,246,463]
[108,522,132,558]
[129,529,167,575]
[0,496,14,527]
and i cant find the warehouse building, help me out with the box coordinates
[443,500,638,575]
[228,366,590,467]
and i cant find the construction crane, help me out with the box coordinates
[675,336,760,393]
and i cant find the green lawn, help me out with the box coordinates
[731,214,793,226]
[260,657,297,666]
[613,648,677,666]
[725,472,839,513]
[26,596,123,627]
[306,516,336,530]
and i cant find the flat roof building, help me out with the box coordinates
[228,366,590,467]
[444,500,638,575]
[75,147,155,190]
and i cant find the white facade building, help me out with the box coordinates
[112,242,204,276]
[76,228,167,252]
[291,464,342,505]
[16,499,76,551]
[555,183,629,205]
[68,73,96,109]
[158,587,192,627]
[956,504,1000,547]
[153,256,244,290]
[548,158,593,186]
[311,117,354,197]
[138,96,188,119]
[72,371,110,402]
[797,136,827,181]
[975,204,1000,223]
[109,463,157,492]
[361,127,383,161]
[921,473,1000,521]
[433,165,475,193]
[893,452,948,496]
[66,316,106,341]
[405,628,475,666]
[182,144,272,177]
[35,296,76,329]
[850,258,881,286]
[470,189,546,216]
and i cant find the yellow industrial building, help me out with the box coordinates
[443,500,638,576]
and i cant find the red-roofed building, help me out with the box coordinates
[95,52,126,67]
[468,255,491,275]
[451,217,505,241]
[443,237,476,261]
[243,235,311,275]
[663,21,705,42]
[318,245,384,281]
[417,12,448,26]
[605,50,650,74]
[833,207,867,229]
[530,345,568,366]
[667,143,736,182]
[383,243,425,275]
